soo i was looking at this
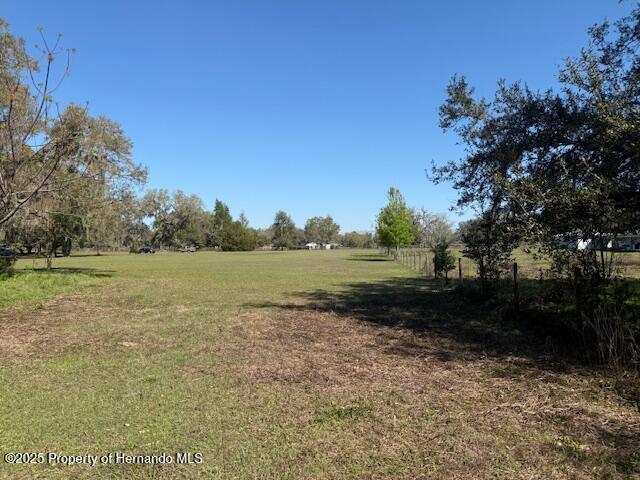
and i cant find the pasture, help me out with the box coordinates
[1,250,639,479]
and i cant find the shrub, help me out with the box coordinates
[0,254,17,275]
[582,290,640,370]
[432,243,456,283]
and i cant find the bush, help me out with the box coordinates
[0,254,17,275]
[432,243,456,283]
[582,296,640,370]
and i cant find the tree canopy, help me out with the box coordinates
[375,188,415,252]
[271,211,296,249]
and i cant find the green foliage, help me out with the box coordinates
[0,21,146,228]
[435,6,640,296]
[210,199,233,248]
[432,243,456,280]
[460,213,518,292]
[271,211,296,249]
[220,221,258,251]
[0,268,104,309]
[411,208,455,248]
[375,188,415,251]
[0,255,16,275]
[341,231,375,248]
[304,215,340,244]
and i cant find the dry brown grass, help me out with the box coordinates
[0,294,93,359]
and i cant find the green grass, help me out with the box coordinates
[0,267,106,310]
[0,250,638,479]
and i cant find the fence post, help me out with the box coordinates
[458,257,463,284]
[513,261,519,311]
[574,266,582,316]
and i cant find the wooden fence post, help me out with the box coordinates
[513,261,519,310]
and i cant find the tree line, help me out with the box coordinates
[0,19,375,262]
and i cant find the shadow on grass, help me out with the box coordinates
[245,275,640,473]
[15,267,114,278]
[247,275,575,365]
[346,253,392,262]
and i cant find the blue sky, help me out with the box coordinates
[3,1,632,231]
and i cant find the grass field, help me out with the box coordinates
[1,250,639,479]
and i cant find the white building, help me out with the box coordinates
[614,235,640,252]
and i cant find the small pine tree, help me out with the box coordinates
[432,242,456,284]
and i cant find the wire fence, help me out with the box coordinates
[381,246,640,308]
[383,246,640,281]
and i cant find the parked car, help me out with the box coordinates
[178,246,197,253]
[0,247,18,257]
[138,246,156,254]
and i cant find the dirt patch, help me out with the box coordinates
[0,294,94,359]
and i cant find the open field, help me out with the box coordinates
[1,250,639,479]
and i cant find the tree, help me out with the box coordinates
[172,191,207,247]
[210,199,232,248]
[411,208,455,248]
[505,6,640,289]
[140,190,208,249]
[376,188,415,255]
[432,76,527,292]
[435,5,640,294]
[304,215,340,244]
[432,243,456,284]
[341,231,375,248]
[220,221,258,251]
[0,21,146,227]
[271,211,296,250]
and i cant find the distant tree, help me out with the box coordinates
[220,221,257,251]
[376,188,415,255]
[172,191,207,247]
[140,190,208,249]
[255,228,272,247]
[210,199,232,248]
[341,231,375,248]
[304,217,321,243]
[141,189,175,248]
[238,212,249,229]
[271,211,296,250]
[304,215,340,244]
[411,208,455,248]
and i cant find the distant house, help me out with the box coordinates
[258,244,274,251]
[558,234,640,251]
[614,235,640,252]
[305,242,319,250]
